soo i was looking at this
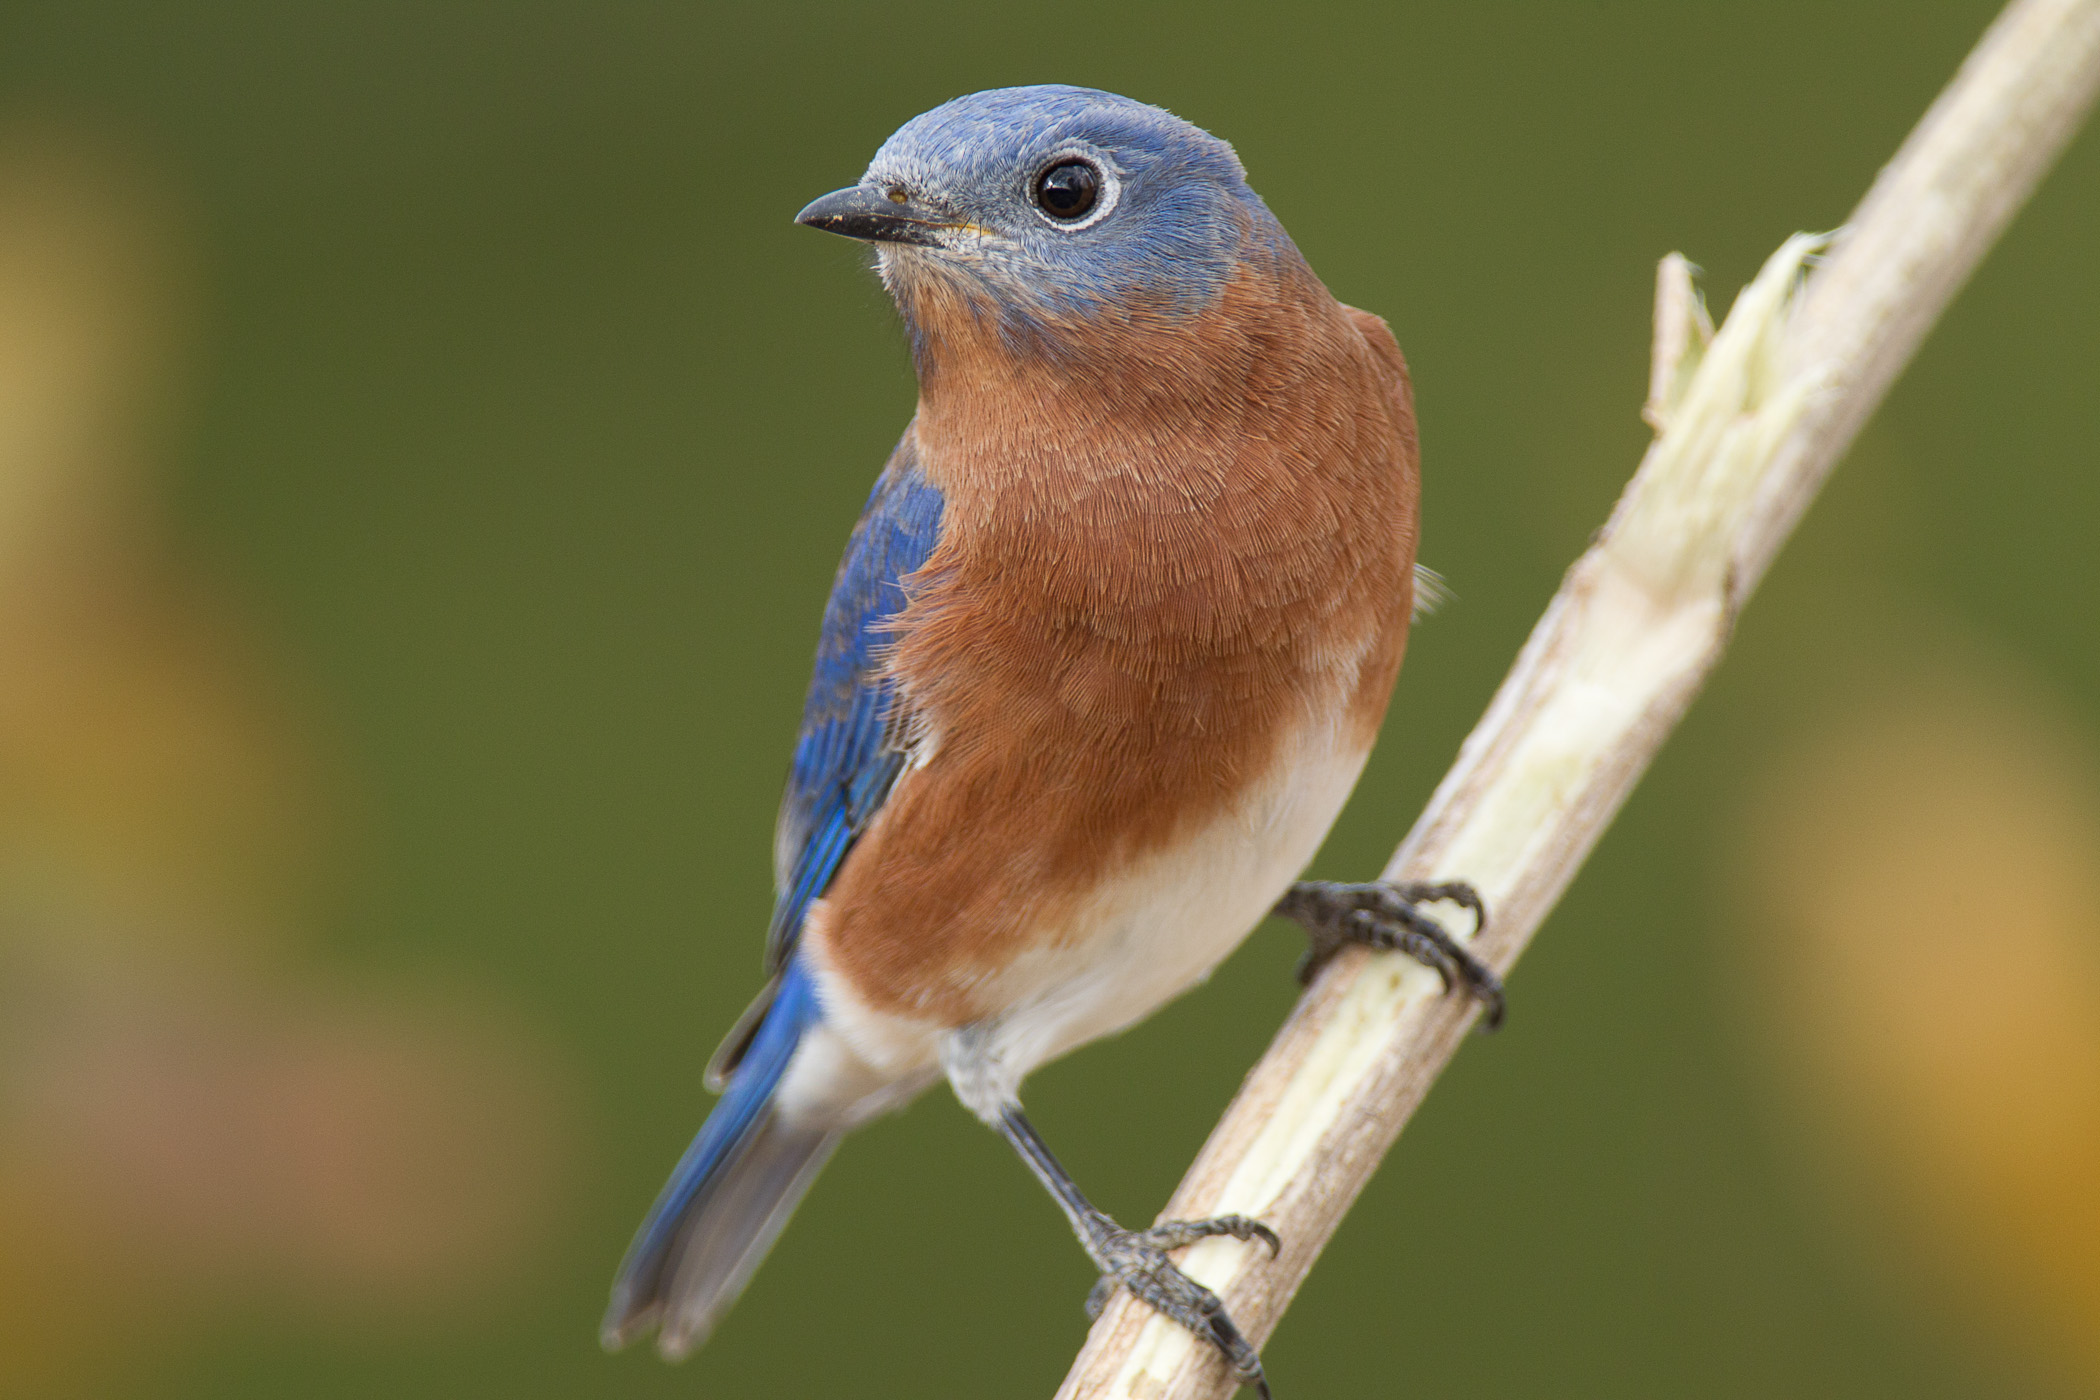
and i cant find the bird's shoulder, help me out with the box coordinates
[1338,303,1413,396]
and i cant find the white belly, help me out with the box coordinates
[939,720,1373,1119]
[787,718,1374,1125]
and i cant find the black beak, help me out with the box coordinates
[795,185,954,246]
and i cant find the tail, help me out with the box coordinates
[602,961,839,1358]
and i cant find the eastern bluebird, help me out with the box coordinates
[601,85,1497,1394]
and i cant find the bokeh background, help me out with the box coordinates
[0,1,2095,1396]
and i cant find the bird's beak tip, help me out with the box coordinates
[792,189,849,230]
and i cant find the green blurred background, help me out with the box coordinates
[1,1,2096,1396]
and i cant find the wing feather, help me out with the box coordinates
[764,435,943,973]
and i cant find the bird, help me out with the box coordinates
[601,84,1498,1395]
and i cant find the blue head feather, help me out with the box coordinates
[850,86,1293,343]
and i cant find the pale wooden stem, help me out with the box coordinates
[1056,2,2100,1396]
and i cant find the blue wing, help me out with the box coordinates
[606,439,943,1349]
[765,435,944,974]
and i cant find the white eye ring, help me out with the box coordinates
[1027,152,1120,232]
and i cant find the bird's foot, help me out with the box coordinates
[1273,879,1503,1030]
[1080,1212,1280,1397]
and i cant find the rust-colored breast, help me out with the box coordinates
[816,258,1420,1024]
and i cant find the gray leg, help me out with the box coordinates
[1273,879,1504,1029]
[995,1104,1279,1398]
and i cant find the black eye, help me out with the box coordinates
[1034,159,1101,221]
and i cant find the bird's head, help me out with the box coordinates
[796,86,1292,357]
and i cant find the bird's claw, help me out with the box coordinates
[1082,1213,1279,1397]
[1274,879,1503,1030]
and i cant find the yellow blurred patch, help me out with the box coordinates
[1734,659,2100,1386]
[0,118,580,1392]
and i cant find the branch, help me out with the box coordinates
[1056,2,2100,1395]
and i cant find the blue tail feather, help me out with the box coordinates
[602,961,832,1357]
